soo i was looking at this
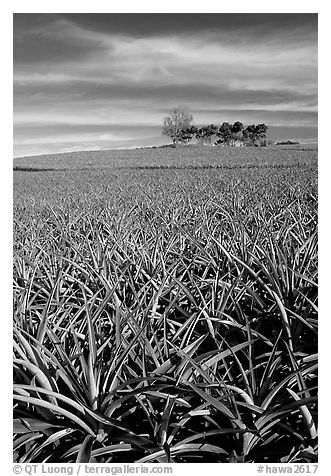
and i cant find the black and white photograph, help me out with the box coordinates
[12,8,318,469]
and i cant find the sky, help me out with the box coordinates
[13,13,318,157]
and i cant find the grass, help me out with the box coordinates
[13,146,317,463]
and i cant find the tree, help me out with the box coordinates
[230,121,244,145]
[196,124,218,145]
[162,106,193,146]
[217,122,232,146]
[179,125,198,145]
[243,124,268,146]
[243,125,257,146]
[255,123,268,146]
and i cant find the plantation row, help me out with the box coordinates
[13,159,317,463]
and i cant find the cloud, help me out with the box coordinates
[13,13,318,157]
[59,13,317,41]
[14,14,110,65]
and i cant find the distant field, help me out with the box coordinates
[14,144,317,171]
[14,145,317,203]
[13,146,318,463]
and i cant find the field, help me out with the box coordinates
[13,145,318,463]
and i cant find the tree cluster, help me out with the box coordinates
[162,107,269,147]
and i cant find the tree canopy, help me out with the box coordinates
[162,107,268,147]
[162,106,193,145]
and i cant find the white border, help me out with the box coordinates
[4,2,328,474]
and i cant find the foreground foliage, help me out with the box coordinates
[13,152,317,463]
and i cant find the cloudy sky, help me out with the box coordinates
[13,13,318,157]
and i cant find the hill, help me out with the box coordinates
[14,144,317,172]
